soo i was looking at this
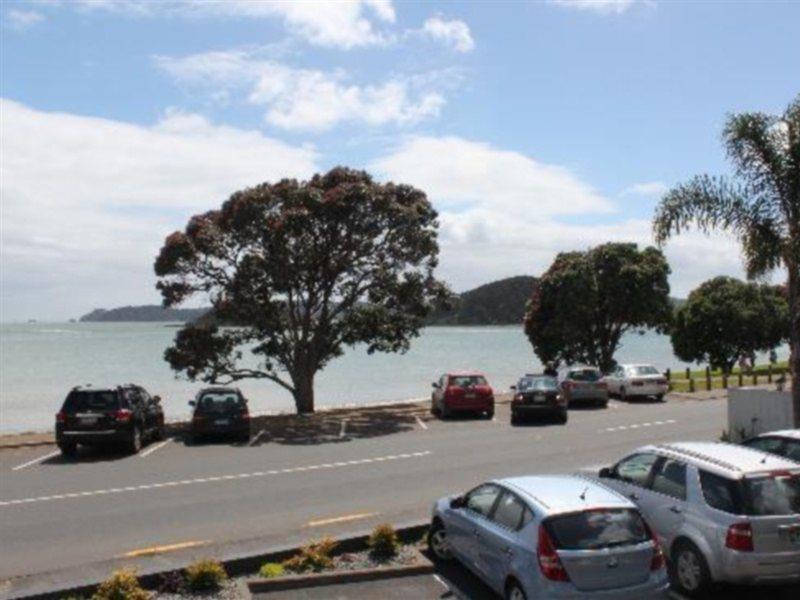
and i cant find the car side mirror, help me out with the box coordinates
[599,467,613,479]
[450,495,466,509]
[510,385,516,391]
[188,400,196,407]
[431,382,438,389]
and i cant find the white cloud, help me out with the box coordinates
[421,16,474,53]
[4,9,44,30]
[371,135,755,297]
[621,181,669,197]
[548,0,648,15]
[0,99,318,321]
[156,50,447,131]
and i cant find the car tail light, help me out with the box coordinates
[240,409,250,420]
[56,412,66,423]
[537,525,569,582]
[114,409,133,422]
[596,381,608,389]
[657,378,667,385]
[563,381,573,391]
[643,521,664,571]
[725,522,753,552]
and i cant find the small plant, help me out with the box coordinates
[720,429,731,442]
[258,562,286,578]
[367,523,400,560]
[92,568,149,600]
[156,570,185,594]
[282,537,338,573]
[184,559,227,592]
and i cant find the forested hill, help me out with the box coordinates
[79,305,210,322]
[427,276,537,326]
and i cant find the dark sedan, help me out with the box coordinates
[510,375,568,425]
[188,387,251,443]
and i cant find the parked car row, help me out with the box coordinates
[429,437,800,599]
[55,384,251,456]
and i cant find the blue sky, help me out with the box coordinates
[2,0,798,321]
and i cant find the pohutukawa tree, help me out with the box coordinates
[653,95,799,425]
[155,167,448,414]
[524,242,672,373]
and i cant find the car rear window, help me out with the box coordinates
[784,440,800,462]
[449,375,487,387]
[545,509,649,550]
[197,391,245,411]
[519,377,557,391]
[699,471,744,514]
[629,366,660,376]
[743,472,800,516]
[63,390,120,412]
[567,369,601,382]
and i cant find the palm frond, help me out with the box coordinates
[741,220,785,278]
[724,111,787,201]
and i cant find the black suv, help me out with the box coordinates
[55,385,165,456]
[188,387,251,443]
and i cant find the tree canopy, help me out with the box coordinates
[524,242,672,373]
[653,94,799,423]
[154,167,448,413]
[671,277,789,373]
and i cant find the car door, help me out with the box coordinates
[606,367,622,395]
[603,452,660,504]
[137,388,155,434]
[474,489,531,593]
[446,484,502,575]
[637,457,689,550]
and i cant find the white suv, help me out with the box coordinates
[590,442,800,596]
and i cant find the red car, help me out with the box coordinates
[431,372,494,419]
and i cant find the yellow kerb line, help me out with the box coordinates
[121,539,210,558]
[306,512,378,527]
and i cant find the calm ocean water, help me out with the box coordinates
[0,323,789,433]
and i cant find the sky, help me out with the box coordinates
[1,0,798,322]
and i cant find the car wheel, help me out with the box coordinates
[484,408,494,420]
[58,442,77,457]
[428,521,453,562]
[510,411,519,426]
[557,409,568,424]
[673,541,711,597]
[656,393,665,402]
[505,579,527,600]
[152,423,165,441]
[127,427,142,454]
[440,403,450,420]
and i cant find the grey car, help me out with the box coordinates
[591,442,800,596]
[742,429,800,463]
[560,366,609,408]
[428,475,668,599]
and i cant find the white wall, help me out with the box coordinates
[728,388,795,441]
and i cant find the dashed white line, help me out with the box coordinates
[602,419,676,433]
[11,450,61,471]
[0,451,432,508]
[415,416,428,430]
[249,429,267,446]
[139,439,170,458]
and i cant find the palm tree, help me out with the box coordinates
[653,95,799,426]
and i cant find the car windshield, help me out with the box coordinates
[629,366,660,376]
[63,390,120,411]
[742,472,800,516]
[449,375,487,387]
[567,369,601,382]
[546,509,649,550]
[197,391,245,411]
[519,377,557,391]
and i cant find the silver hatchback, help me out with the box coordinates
[591,442,800,596]
[428,475,668,599]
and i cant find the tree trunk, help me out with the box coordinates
[292,369,316,414]
[788,262,800,427]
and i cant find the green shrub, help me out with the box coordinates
[92,568,149,600]
[282,537,338,573]
[367,523,400,559]
[258,562,286,578]
[185,559,227,592]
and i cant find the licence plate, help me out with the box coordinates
[533,394,545,403]
[464,393,476,400]
[80,417,98,425]
[214,419,229,426]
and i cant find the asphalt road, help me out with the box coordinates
[0,394,746,597]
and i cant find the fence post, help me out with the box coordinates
[705,367,712,391]
[685,367,691,380]
[753,372,758,386]
[666,368,671,382]
[738,371,744,387]
[768,364,773,383]
[722,373,728,389]
[689,378,695,393]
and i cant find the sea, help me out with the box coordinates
[0,322,789,434]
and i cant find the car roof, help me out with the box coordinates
[499,475,633,515]
[619,364,657,369]
[753,429,800,441]
[644,441,800,477]
[197,386,241,394]
[446,371,486,377]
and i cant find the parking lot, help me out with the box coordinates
[1,393,797,598]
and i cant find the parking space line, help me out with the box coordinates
[139,439,170,458]
[0,450,432,507]
[11,450,61,471]
[307,512,378,527]
[415,416,428,430]
[602,419,676,433]
[249,428,266,446]
[339,419,348,438]
[121,539,209,558]
[432,574,450,590]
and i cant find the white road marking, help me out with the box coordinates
[139,439,170,458]
[249,429,266,446]
[415,416,428,430]
[0,451,432,507]
[307,512,378,527]
[11,450,61,471]
[602,419,676,433]
[433,574,450,590]
[339,419,348,438]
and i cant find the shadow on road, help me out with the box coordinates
[41,445,132,465]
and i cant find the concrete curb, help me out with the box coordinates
[247,551,433,594]
[0,440,55,450]
[3,522,430,600]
